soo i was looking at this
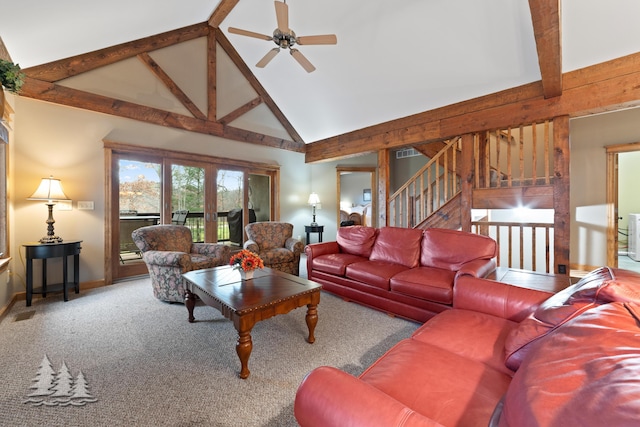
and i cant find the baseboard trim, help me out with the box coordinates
[0,279,106,324]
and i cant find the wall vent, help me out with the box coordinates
[395,148,420,159]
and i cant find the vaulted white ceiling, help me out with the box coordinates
[2,0,640,144]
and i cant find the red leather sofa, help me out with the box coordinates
[305,226,498,322]
[295,267,640,427]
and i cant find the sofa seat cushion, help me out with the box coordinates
[499,302,640,427]
[370,227,424,268]
[310,253,368,276]
[346,260,410,290]
[412,309,518,376]
[390,267,456,304]
[361,339,511,427]
[504,266,640,370]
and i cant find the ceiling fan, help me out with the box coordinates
[228,0,337,73]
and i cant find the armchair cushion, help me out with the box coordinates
[132,225,231,303]
[244,222,303,275]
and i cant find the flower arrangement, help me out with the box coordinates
[230,249,264,272]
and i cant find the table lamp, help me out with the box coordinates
[28,176,70,243]
[308,192,320,226]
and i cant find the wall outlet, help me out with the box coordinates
[77,201,94,210]
[57,200,73,211]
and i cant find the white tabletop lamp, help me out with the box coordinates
[308,192,320,226]
[28,176,70,243]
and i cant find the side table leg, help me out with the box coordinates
[26,259,33,307]
[236,329,253,379]
[73,254,80,294]
[185,290,196,323]
[62,255,69,302]
[306,303,318,343]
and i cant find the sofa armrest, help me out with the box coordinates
[454,276,552,322]
[304,241,340,260]
[142,250,191,268]
[243,240,259,254]
[285,237,304,255]
[191,243,231,263]
[295,366,444,427]
[455,258,496,279]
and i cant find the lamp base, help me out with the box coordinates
[310,222,318,226]
[39,235,63,244]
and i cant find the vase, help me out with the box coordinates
[239,269,254,280]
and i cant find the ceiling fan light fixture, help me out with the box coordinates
[229,0,336,73]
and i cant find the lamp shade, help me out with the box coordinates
[28,176,70,202]
[308,192,321,205]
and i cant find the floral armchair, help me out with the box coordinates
[244,222,304,276]
[132,225,231,303]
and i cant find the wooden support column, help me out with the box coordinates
[553,115,570,275]
[460,134,474,231]
[377,149,390,227]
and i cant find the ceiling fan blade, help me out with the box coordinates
[256,48,280,68]
[296,34,338,45]
[275,1,289,32]
[228,27,272,41]
[290,49,316,73]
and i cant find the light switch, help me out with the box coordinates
[57,200,73,211]
[78,201,94,210]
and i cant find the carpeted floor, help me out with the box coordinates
[0,277,418,426]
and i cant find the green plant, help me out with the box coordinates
[0,59,25,93]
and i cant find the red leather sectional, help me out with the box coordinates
[295,267,640,426]
[305,226,498,322]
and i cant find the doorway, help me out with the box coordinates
[336,166,376,228]
[606,142,640,273]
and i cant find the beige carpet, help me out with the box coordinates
[0,277,418,426]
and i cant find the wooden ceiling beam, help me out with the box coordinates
[306,51,640,163]
[215,30,305,145]
[528,0,562,98]
[137,52,207,120]
[218,97,263,125]
[0,37,12,62]
[23,23,210,82]
[208,0,239,28]
[20,76,304,152]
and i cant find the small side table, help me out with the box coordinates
[23,240,82,307]
[305,225,324,244]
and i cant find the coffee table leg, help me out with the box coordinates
[236,330,253,379]
[306,303,318,343]
[185,289,196,323]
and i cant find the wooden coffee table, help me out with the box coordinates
[182,266,321,379]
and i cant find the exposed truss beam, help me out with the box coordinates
[208,0,239,28]
[306,52,640,163]
[529,0,563,98]
[20,77,304,152]
[215,30,305,145]
[218,97,263,125]
[23,23,209,82]
[137,52,207,120]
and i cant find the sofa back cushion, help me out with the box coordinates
[504,266,640,371]
[336,226,377,258]
[369,227,423,268]
[420,228,497,271]
[499,302,640,427]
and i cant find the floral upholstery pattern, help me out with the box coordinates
[244,222,304,275]
[132,225,231,303]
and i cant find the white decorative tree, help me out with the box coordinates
[25,355,55,401]
[70,371,97,404]
[50,362,73,402]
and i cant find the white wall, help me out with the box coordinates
[570,107,640,269]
